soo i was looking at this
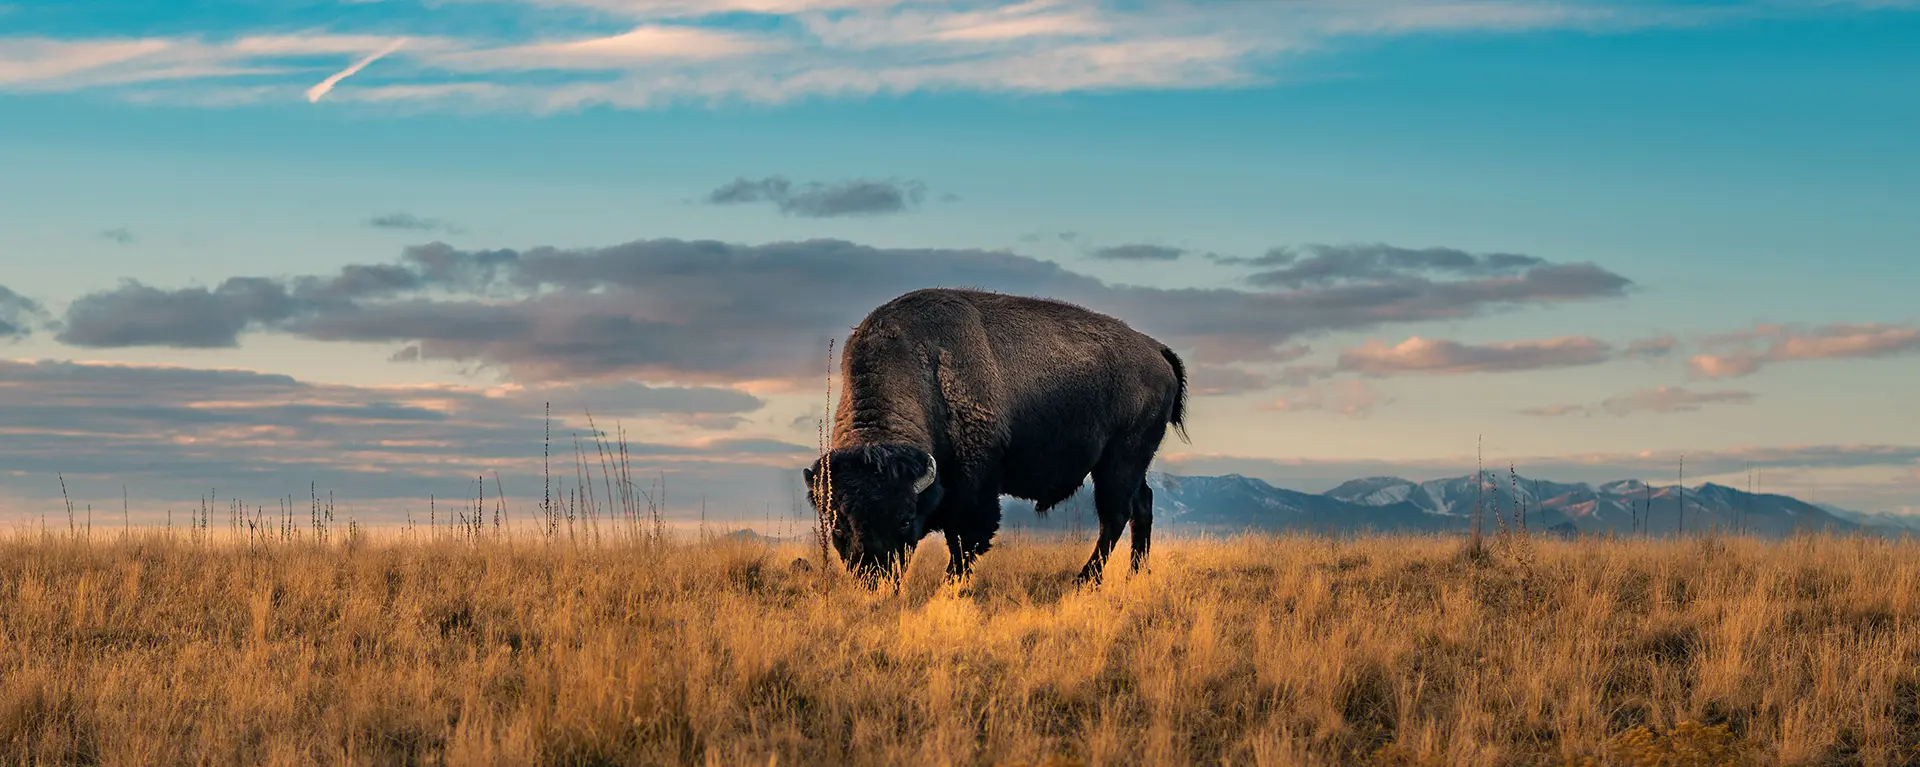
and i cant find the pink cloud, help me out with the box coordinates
[1187,364,1271,397]
[1336,335,1612,377]
[1624,333,1678,359]
[1689,322,1920,379]
[1520,386,1756,418]
[1257,380,1388,417]
[1517,403,1588,417]
[427,26,771,73]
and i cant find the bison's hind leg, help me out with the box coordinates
[1129,478,1153,574]
[1077,461,1150,586]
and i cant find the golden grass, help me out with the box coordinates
[2,529,1917,766]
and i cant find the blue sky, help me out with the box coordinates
[2,0,1918,525]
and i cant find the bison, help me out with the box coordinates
[802,287,1189,586]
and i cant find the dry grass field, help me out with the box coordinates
[2,527,1917,766]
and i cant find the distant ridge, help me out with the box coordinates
[993,471,1905,539]
[734,472,1908,542]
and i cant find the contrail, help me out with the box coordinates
[305,38,409,103]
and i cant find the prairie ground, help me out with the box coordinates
[2,527,1917,766]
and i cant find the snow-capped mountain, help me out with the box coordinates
[1819,503,1920,533]
[1002,472,1450,535]
[1324,474,1590,519]
[1324,474,1878,537]
[999,471,1900,539]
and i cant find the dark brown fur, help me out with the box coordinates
[803,288,1189,584]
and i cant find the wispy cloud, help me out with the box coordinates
[366,212,463,234]
[305,37,408,103]
[490,0,911,18]
[1689,322,1920,379]
[1336,335,1614,377]
[431,26,767,73]
[1624,334,1678,360]
[1519,386,1757,417]
[1018,231,1081,245]
[1225,243,1547,289]
[0,34,420,92]
[1186,346,1311,397]
[703,176,930,217]
[1257,379,1389,417]
[0,0,1822,111]
[99,227,135,245]
[1087,243,1185,261]
[0,285,50,340]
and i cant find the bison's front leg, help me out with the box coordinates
[944,533,978,580]
[942,491,1001,581]
[944,529,996,580]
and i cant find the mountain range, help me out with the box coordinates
[992,471,1916,539]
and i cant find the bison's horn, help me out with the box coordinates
[912,455,937,494]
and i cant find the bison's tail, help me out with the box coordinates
[1160,346,1190,444]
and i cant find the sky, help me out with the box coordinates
[2,0,1918,529]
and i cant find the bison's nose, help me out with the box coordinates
[843,545,902,586]
[846,557,886,588]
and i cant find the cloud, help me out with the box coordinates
[1519,386,1757,417]
[0,1,1781,111]
[1228,244,1548,289]
[366,212,462,233]
[1088,244,1185,261]
[496,0,907,17]
[1257,380,1389,417]
[428,26,769,73]
[1514,403,1587,418]
[1597,386,1757,416]
[703,176,930,217]
[0,38,188,88]
[1624,334,1678,360]
[1018,231,1081,244]
[99,227,135,245]
[0,34,433,92]
[1689,353,1764,379]
[1336,335,1614,377]
[57,278,301,348]
[0,359,786,520]
[1267,363,1338,387]
[305,37,408,103]
[798,0,1111,46]
[0,284,50,340]
[1689,322,1920,379]
[1186,346,1310,396]
[1187,365,1270,397]
[50,237,1633,383]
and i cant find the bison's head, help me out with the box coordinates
[802,444,942,585]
